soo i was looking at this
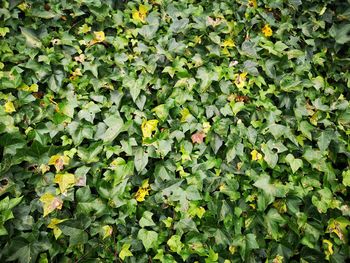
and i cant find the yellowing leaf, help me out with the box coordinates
[162,217,173,228]
[196,207,206,218]
[17,2,29,11]
[272,255,284,263]
[40,193,63,217]
[248,0,257,8]
[78,24,91,34]
[39,164,50,174]
[222,39,235,48]
[20,83,38,92]
[48,155,70,172]
[323,239,334,260]
[234,72,248,89]
[141,119,158,138]
[54,173,75,193]
[135,179,150,202]
[229,245,236,254]
[251,149,263,161]
[4,101,15,113]
[119,243,133,260]
[262,24,273,37]
[102,225,113,239]
[180,108,192,122]
[88,31,105,46]
[202,121,211,133]
[48,218,67,239]
[93,31,105,42]
[132,5,148,23]
[0,27,10,37]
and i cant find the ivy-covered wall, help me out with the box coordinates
[0,0,350,262]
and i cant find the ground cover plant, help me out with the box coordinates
[0,0,350,262]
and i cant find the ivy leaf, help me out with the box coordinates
[137,229,158,251]
[317,130,333,152]
[48,155,70,172]
[48,218,67,239]
[330,23,350,44]
[54,173,75,193]
[20,27,42,48]
[299,121,313,141]
[261,144,278,168]
[119,243,133,260]
[4,101,16,113]
[264,208,286,240]
[39,193,63,217]
[342,170,350,187]
[134,147,148,173]
[253,175,276,196]
[152,104,169,121]
[167,235,184,254]
[141,119,158,138]
[139,211,156,228]
[285,154,303,173]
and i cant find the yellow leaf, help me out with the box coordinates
[272,255,284,263]
[119,243,133,260]
[78,24,91,34]
[20,83,38,92]
[40,193,63,217]
[139,5,148,16]
[39,164,50,174]
[262,24,273,37]
[180,108,192,122]
[323,239,334,260]
[48,155,70,172]
[0,27,10,37]
[4,101,15,113]
[229,245,236,254]
[17,2,29,11]
[196,207,206,218]
[135,179,150,202]
[222,39,235,48]
[248,0,257,8]
[102,225,113,239]
[88,31,105,46]
[48,218,67,239]
[234,72,248,89]
[251,149,263,161]
[93,31,105,42]
[54,173,75,193]
[132,4,148,23]
[141,119,158,138]
[202,121,211,133]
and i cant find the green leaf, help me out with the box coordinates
[139,211,156,228]
[299,121,313,140]
[261,144,278,168]
[330,23,350,44]
[342,170,350,187]
[253,175,276,196]
[285,154,303,173]
[268,124,285,139]
[137,229,158,251]
[134,147,148,172]
[264,208,286,240]
[317,130,333,152]
[20,27,42,48]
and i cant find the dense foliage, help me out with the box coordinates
[1,0,350,262]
